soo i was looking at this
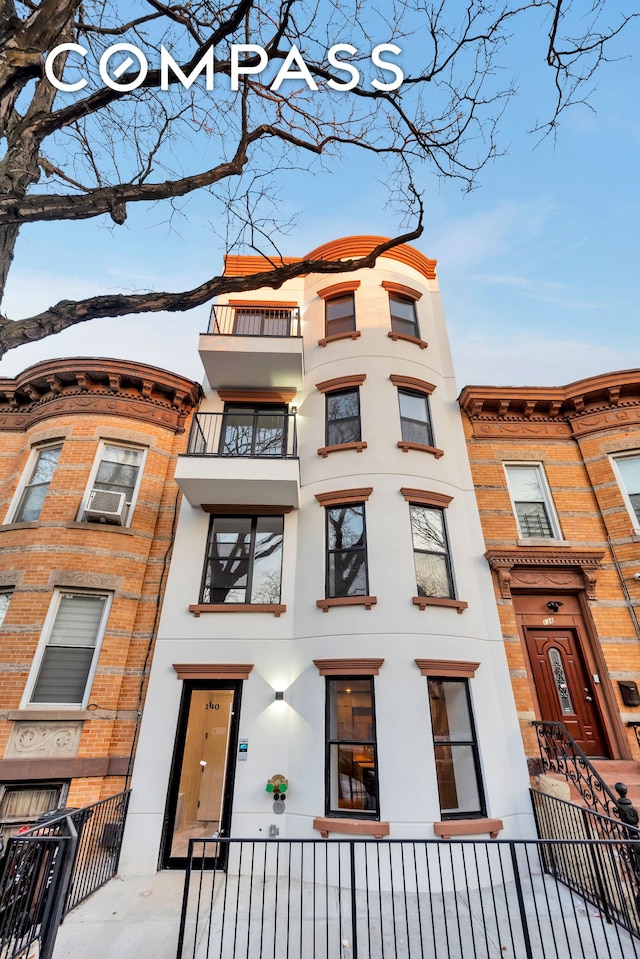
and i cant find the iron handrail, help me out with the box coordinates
[186,411,298,458]
[208,304,301,337]
[531,719,622,818]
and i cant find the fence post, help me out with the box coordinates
[509,843,534,959]
[40,819,78,959]
[349,840,358,959]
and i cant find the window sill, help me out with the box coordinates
[397,441,444,458]
[313,817,389,839]
[318,331,361,347]
[189,604,286,618]
[517,537,570,547]
[0,521,39,532]
[387,331,428,350]
[316,596,377,612]
[8,709,91,721]
[413,596,468,614]
[433,818,503,840]
[318,441,367,458]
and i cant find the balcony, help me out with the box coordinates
[199,305,304,391]
[175,411,300,508]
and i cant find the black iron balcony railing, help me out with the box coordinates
[187,412,298,458]
[209,304,301,337]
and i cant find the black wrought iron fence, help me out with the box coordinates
[531,787,640,937]
[177,836,640,959]
[0,790,129,959]
[209,305,301,337]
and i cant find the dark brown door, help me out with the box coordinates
[524,627,608,757]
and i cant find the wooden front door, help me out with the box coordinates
[524,627,608,757]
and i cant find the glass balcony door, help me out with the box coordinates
[219,405,287,457]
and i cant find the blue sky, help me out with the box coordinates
[1,14,639,390]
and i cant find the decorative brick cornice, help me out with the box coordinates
[484,548,604,600]
[459,370,640,438]
[0,357,201,433]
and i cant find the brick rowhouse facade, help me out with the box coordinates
[0,358,200,836]
[459,370,640,763]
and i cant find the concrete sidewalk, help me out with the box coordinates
[53,871,186,959]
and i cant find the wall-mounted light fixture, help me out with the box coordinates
[546,601,564,612]
[275,691,284,701]
[290,406,297,415]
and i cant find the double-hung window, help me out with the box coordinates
[201,514,284,605]
[389,294,419,338]
[428,677,485,819]
[611,453,640,528]
[27,591,111,706]
[504,463,560,539]
[12,445,62,522]
[326,389,361,447]
[326,677,379,817]
[398,389,434,447]
[325,294,356,337]
[410,504,454,599]
[325,503,369,598]
[81,443,145,526]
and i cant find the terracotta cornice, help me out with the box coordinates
[415,659,480,678]
[223,236,437,282]
[484,548,604,600]
[173,664,254,679]
[459,369,640,428]
[313,658,384,675]
[0,357,201,433]
[316,280,360,300]
[316,374,366,393]
[382,280,423,300]
[400,488,452,508]
[390,374,436,395]
[315,487,373,506]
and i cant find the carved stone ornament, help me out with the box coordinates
[5,721,83,759]
[485,549,604,600]
[48,570,124,592]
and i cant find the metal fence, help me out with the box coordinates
[0,790,129,959]
[187,412,298,459]
[531,787,640,937]
[177,835,640,959]
[209,305,301,337]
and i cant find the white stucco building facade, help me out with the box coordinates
[121,236,532,874]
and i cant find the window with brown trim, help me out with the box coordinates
[389,294,419,339]
[325,294,356,338]
[326,388,362,447]
[325,502,369,599]
[428,677,486,819]
[409,503,455,599]
[325,676,380,818]
[200,514,284,605]
[398,389,434,448]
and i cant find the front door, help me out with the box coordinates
[162,683,241,868]
[524,627,608,757]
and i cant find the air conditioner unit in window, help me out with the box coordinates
[83,488,127,525]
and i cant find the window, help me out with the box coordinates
[410,504,454,599]
[0,782,68,843]
[220,405,287,457]
[0,590,12,628]
[325,294,355,337]
[81,443,145,525]
[27,591,111,706]
[326,389,361,446]
[12,445,62,522]
[389,294,419,338]
[504,464,560,539]
[612,453,640,528]
[325,503,369,598]
[428,678,485,819]
[201,514,284,604]
[398,390,433,447]
[326,677,379,818]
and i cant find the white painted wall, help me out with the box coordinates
[121,245,533,875]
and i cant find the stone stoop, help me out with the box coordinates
[591,759,640,809]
